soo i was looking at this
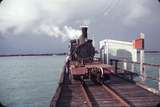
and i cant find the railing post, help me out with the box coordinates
[123,59,127,77]
[123,59,127,71]
[110,59,113,65]
[139,33,145,82]
[100,49,102,61]
[158,66,160,91]
[141,64,146,82]
[140,49,145,82]
[104,42,107,64]
[104,40,109,64]
[115,60,118,74]
[131,63,135,80]
[131,63,135,73]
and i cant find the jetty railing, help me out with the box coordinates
[110,59,160,94]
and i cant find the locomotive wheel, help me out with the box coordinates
[96,72,103,84]
[90,72,103,85]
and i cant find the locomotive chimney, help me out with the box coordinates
[81,26,88,39]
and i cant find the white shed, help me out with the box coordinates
[99,39,137,64]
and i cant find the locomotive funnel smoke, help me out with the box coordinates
[63,26,82,40]
[37,25,82,40]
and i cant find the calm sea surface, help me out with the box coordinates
[0,56,65,107]
[0,53,160,107]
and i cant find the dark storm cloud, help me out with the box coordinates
[0,0,160,54]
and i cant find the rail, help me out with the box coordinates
[83,81,131,107]
[81,84,93,107]
[110,59,160,94]
[102,84,130,107]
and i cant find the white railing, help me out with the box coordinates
[110,59,160,94]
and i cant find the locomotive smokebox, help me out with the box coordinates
[81,26,88,39]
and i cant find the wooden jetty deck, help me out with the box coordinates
[50,71,160,107]
[107,75,160,107]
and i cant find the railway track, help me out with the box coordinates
[83,81,130,107]
[55,73,131,107]
[52,73,160,107]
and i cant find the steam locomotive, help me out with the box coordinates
[69,26,95,63]
[68,26,111,83]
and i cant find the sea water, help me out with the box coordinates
[0,56,65,107]
[0,54,159,107]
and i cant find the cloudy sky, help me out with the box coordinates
[0,0,160,54]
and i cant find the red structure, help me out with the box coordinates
[133,38,144,49]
